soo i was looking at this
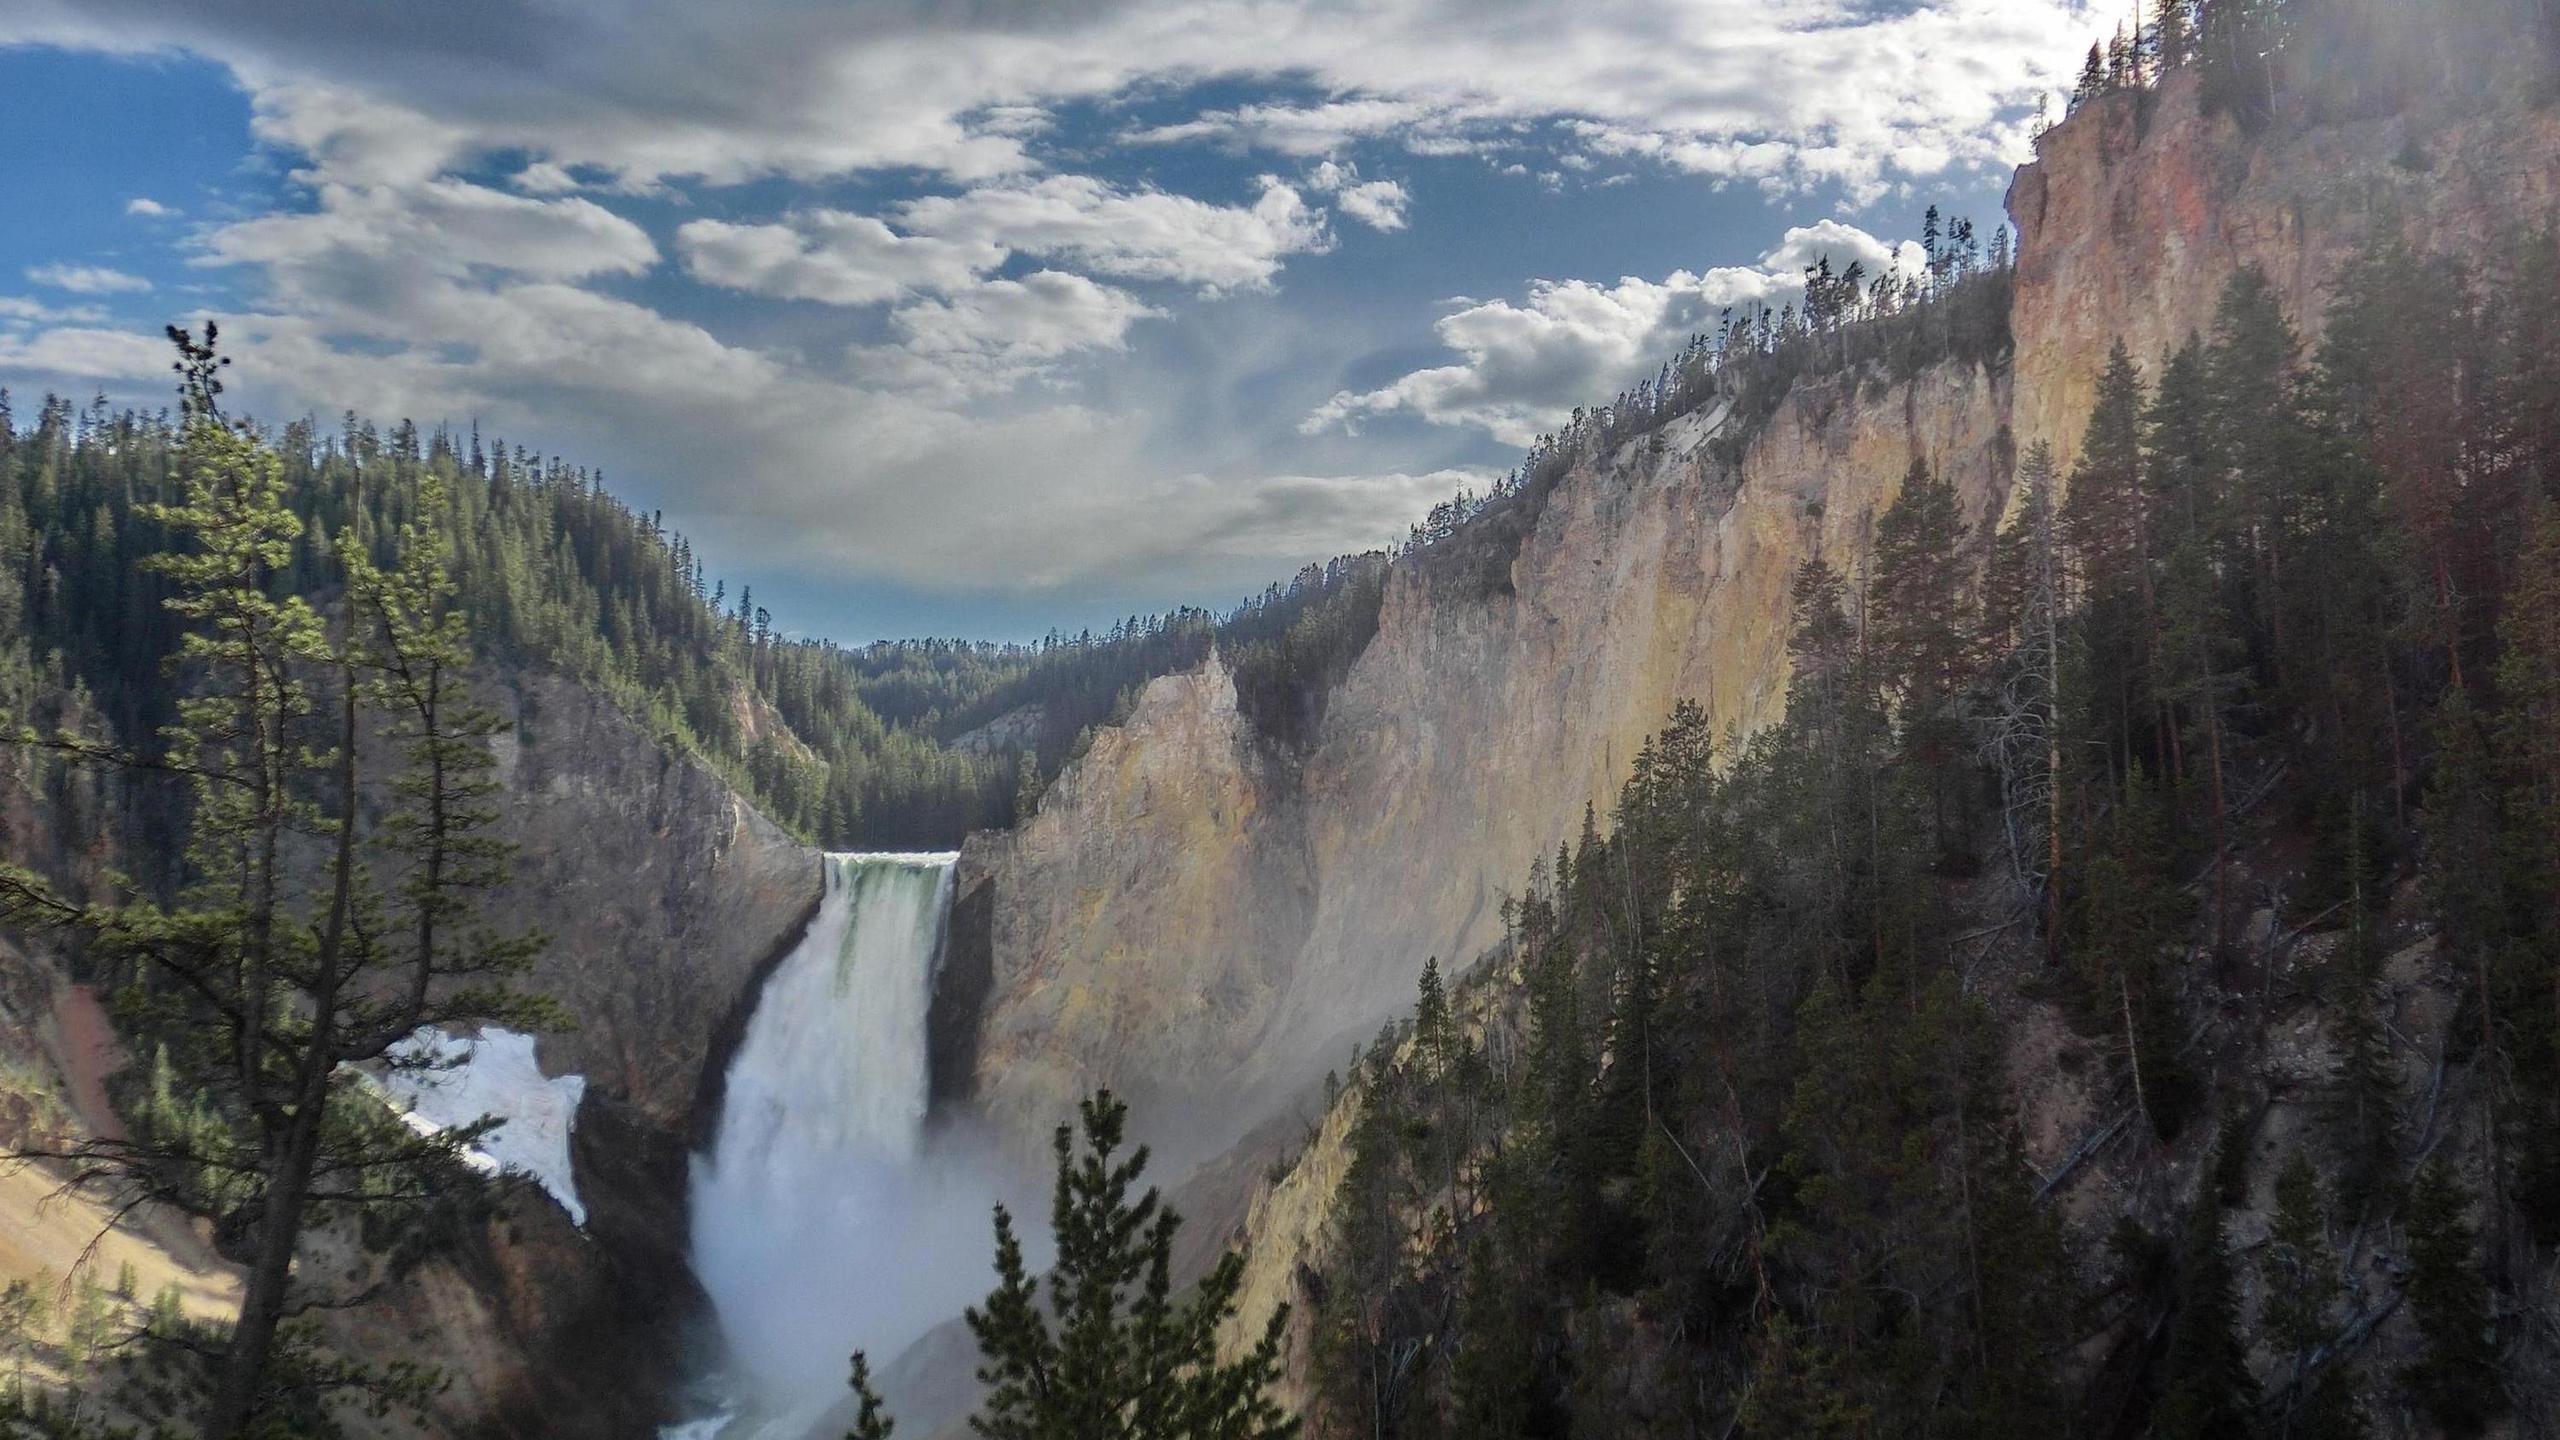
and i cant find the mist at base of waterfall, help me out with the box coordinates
[683,853,1046,1437]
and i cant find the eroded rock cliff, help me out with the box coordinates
[959,45,2560,1205]
[962,358,2015,1164]
[2010,65,2560,459]
[484,669,820,1126]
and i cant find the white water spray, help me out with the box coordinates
[689,851,1009,1435]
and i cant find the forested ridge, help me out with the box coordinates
[1280,3,2560,1437]
[0,161,2011,863]
[0,390,1401,855]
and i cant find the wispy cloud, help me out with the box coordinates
[26,262,153,295]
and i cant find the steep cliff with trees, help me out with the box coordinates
[950,2,2560,1435]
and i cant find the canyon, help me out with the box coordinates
[2,38,2555,1440]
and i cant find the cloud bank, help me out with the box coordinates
[0,0,2093,628]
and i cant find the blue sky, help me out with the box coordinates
[0,1,2101,643]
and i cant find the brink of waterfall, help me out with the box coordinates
[688,851,1009,1437]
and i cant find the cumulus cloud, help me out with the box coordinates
[678,212,1003,307]
[0,0,2102,618]
[677,172,1332,307]
[203,178,657,286]
[26,263,152,295]
[1304,220,1921,446]
[894,271,1157,361]
[849,271,1162,400]
[1307,161,1409,232]
[1131,97,1458,157]
[894,176,1330,295]
[0,326,169,381]
[125,197,173,218]
[4,0,2084,197]
[511,160,581,194]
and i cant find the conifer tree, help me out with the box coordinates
[0,328,555,1436]
[2498,495,2560,927]
[2401,1156,2502,1435]
[1414,957,1452,1084]
[2261,1152,2340,1393]
[964,1091,1297,1440]
[2207,269,2309,679]
[2327,833,2401,1218]
[2065,342,2153,601]
[2154,1147,2260,1440]
[1872,457,1974,862]
[1872,455,1974,715]
[1447,1239,1540,1440]
[2261,1150,2374,1438]
[846,1352,895,1440]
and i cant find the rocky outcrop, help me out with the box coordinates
[483,669,820,1126]
[964,360,2015,1164]
[2009,65,2560,460]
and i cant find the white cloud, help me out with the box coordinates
[851,271,1163,400]
[677,212,1003,306]
[125,197,173,218]
[203,177,657,286]
[1132,97,1456,157]
[0,296,110,326]
[1335,181,1407,231]
[511,160,581,194]
[0,0,2104,616]
[1304,220,1919,446]
[0,326,169,381]
[895,176,1331,295]
[894,271,1157,362]
[26,263,152,295]
[683,174,1334,309]
[1307,161,1410,232]
[3,0,2089,200]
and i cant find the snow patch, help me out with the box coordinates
[380,1027,588,1225]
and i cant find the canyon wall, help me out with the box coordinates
[2010,65,2560,461]
[484,669,820,1126]
[961,358,2015,1162]
[960,58,2560,1179]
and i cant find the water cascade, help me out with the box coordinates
[688,852,1003,1435]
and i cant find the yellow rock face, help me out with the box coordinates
[2009,66,2560,466]
[964,357,2014,1166]
[966,60,2560,1185]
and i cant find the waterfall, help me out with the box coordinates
[687,851,984,1435]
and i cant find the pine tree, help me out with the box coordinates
[2208,269,2309,682]
[2261,1151,2373,1438]
[846,1352,895,1440]
[1737,1314,1873,1438]
[1447,1239,1541,1440]
[2159,0,2195,67]
[2327,840,2401,1218]
[2154,1151,2260,1439]
[965,1091,1297,1440]
[2065,341,2152,601]
[1414,957,1452,1084]
[1871,455,1974,717]
[2261,1153,2339,1391]
[2498,495,2560,927]
[0,328,555,1436]
[2401,1156,2502,1435]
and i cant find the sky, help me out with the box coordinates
[0,0,2106,643]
